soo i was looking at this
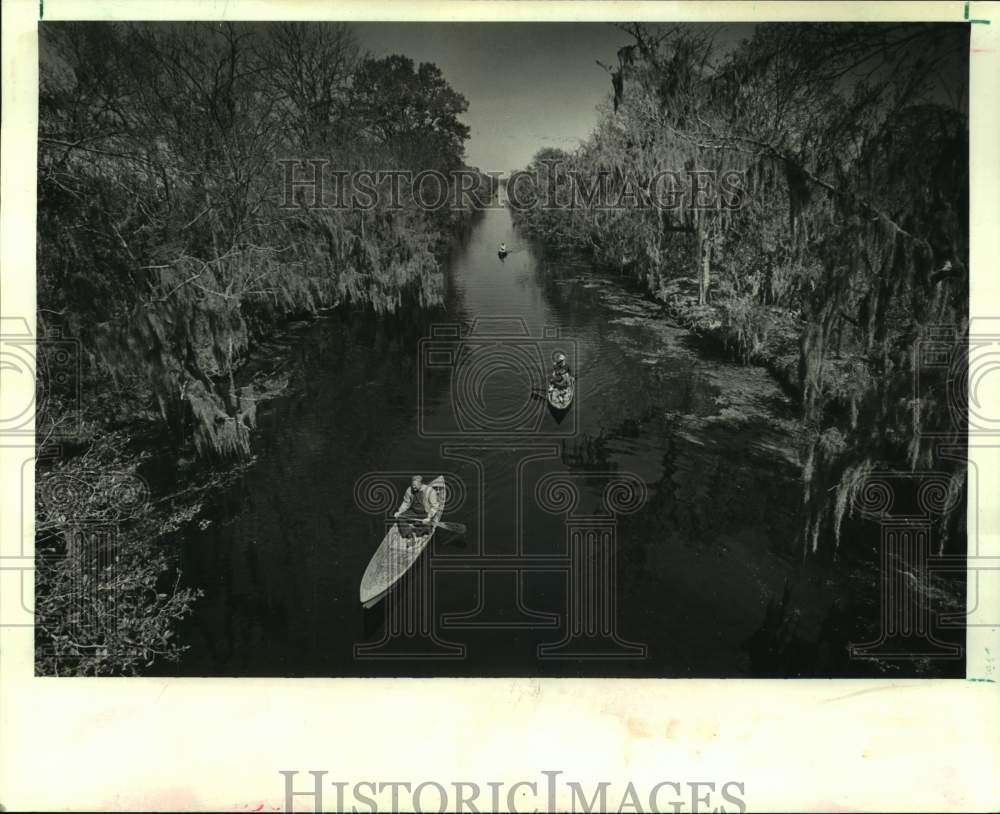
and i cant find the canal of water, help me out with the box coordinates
[157,206,959,677]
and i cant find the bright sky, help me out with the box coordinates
[351,23,628,173]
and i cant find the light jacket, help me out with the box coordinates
[397,483,440,519]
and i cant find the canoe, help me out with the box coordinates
[547,376,575,411]
[359,475,446,608]
[498,250,508,259]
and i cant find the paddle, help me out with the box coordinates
[391,518,467,536]
[532,381,568,400]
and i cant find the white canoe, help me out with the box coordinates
[547,376,575,411]
[359,476,446,608]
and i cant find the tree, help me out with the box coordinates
[260,22,359,149]
[36,21,487,674]
[514,22,968,557]
[350,55,471,172]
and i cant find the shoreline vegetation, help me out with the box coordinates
[35,22,493,674]
[511,24,968,574]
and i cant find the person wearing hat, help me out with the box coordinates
[393,475,440,540]
[549,352,572,390]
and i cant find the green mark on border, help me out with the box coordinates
[965,0,991,24]
[968,677,996,683]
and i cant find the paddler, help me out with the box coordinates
[393,475,440,539]
[549,352,572,390]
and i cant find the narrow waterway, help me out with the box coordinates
[158,207,948,677]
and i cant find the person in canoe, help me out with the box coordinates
[392,475,441,540]
[498,242,508,260]
[549,352,573,390]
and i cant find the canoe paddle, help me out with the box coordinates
[435,520,467,535]
[395,519,467,535]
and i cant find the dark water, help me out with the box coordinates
[159,207,961,677]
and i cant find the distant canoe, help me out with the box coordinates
[498,250,508,259]
[359,476,446,608]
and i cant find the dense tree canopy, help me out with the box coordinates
[513,22,968,557]
[351,55,471,172]
[35,21,490,674]
[38,22,486,460]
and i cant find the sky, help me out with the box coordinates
[351,23,626,173]
[351,23,754,174]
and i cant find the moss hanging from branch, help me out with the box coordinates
[514,22,969,559]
